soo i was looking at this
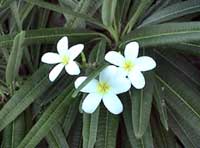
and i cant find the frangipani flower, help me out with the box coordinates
[41,36,84,82]
[105,42,156,89]
[75,65,131,114]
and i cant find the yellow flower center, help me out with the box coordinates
[123,60,134,72]
[97,82,110,94]
[61,55,69,65]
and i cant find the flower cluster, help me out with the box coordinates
[42,36,156,115]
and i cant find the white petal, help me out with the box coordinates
[99,65,119,82]
[57,36,68,55]
[65,61,80,75]
[74,77,98,93]
[41,52,61,64]
[128,70,145,89]
[125,42,139,60]
[105,51,125,66]
[49,64,64,82]
[108,77,131,94]
[135,56,156,71]
[103,93,123,114]
[82,93,102,114]
[68,44,84,60]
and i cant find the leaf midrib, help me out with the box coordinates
[124,30,200,44]
[138,90,144,135]
[145,4,200,24]
[11,121,15,148]
[156,75,200,120]
[17,90,73,148]
[0,75,49,130]
[104,111,109,148]
[0,31,99,47]
[154,84,168,128]
[155,50,200,87]
[168,110,196,148]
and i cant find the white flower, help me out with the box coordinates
[41,36,84,82]
[105,42,156,89]
[74,65,131,114]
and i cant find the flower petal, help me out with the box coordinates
[82,93,102,114]
[125,42,139,60]
[108,77,131,94]
[68,44,84,60]
[99,65,119,82]
[57,36,68,55]
[41,52,61,64]
[65,61,80,75]
[128,70,145,89]
[135,56,156,71]
[74,76,98,93]
[49,64,64,82]
[103,93,123,114]
[105,51,125,66]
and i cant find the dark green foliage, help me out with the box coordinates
[0,0,200,147]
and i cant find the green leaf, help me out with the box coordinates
[0,28,101,48]
[25,0,106,29]
[82,107,99,148]
[121,22,200,47]
[130,72,154,138]
[151,110,177,148]
[166,42,200,55]
[19,3,34,24]
[1,114,25,148]
[123,0,153,34]
[9,1,22,31]
[95,106,119,148]
[17,86,74,148]
[38,75,72,107]
[0,65,52,131]
[101,0,117,27]
[141,0,200,26]
[62,98,79,137]
[0,0,13,8]
[46,123,69,148]
[63,0,99,29]
[115,0,131,24]
[168,106,200,148]
[68,113,83,148]
[156,62,200,134]
[123,97,154,148]
[5,31,25,85]
[88,39,106,64]
[155,50,200,88]
[153,80,168,130]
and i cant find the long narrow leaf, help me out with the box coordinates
[46,123,69,148]
[17,87,75,148]
[0,28,102,48]
[5,31,25,85]
[121,22,200,47]
[153,80,168,130]
[102,0,117,27]
[123,96,154,148]
[156,62,200,134]
[0,65,52,131]
[168,106,200,148]
[95,106,119,148]
[25,0,106,29]
[82,108,99,148]
[130,72,154,138]
[141,0,200,26]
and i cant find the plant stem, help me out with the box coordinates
[122,0,152,36]
[108,27,119,45]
